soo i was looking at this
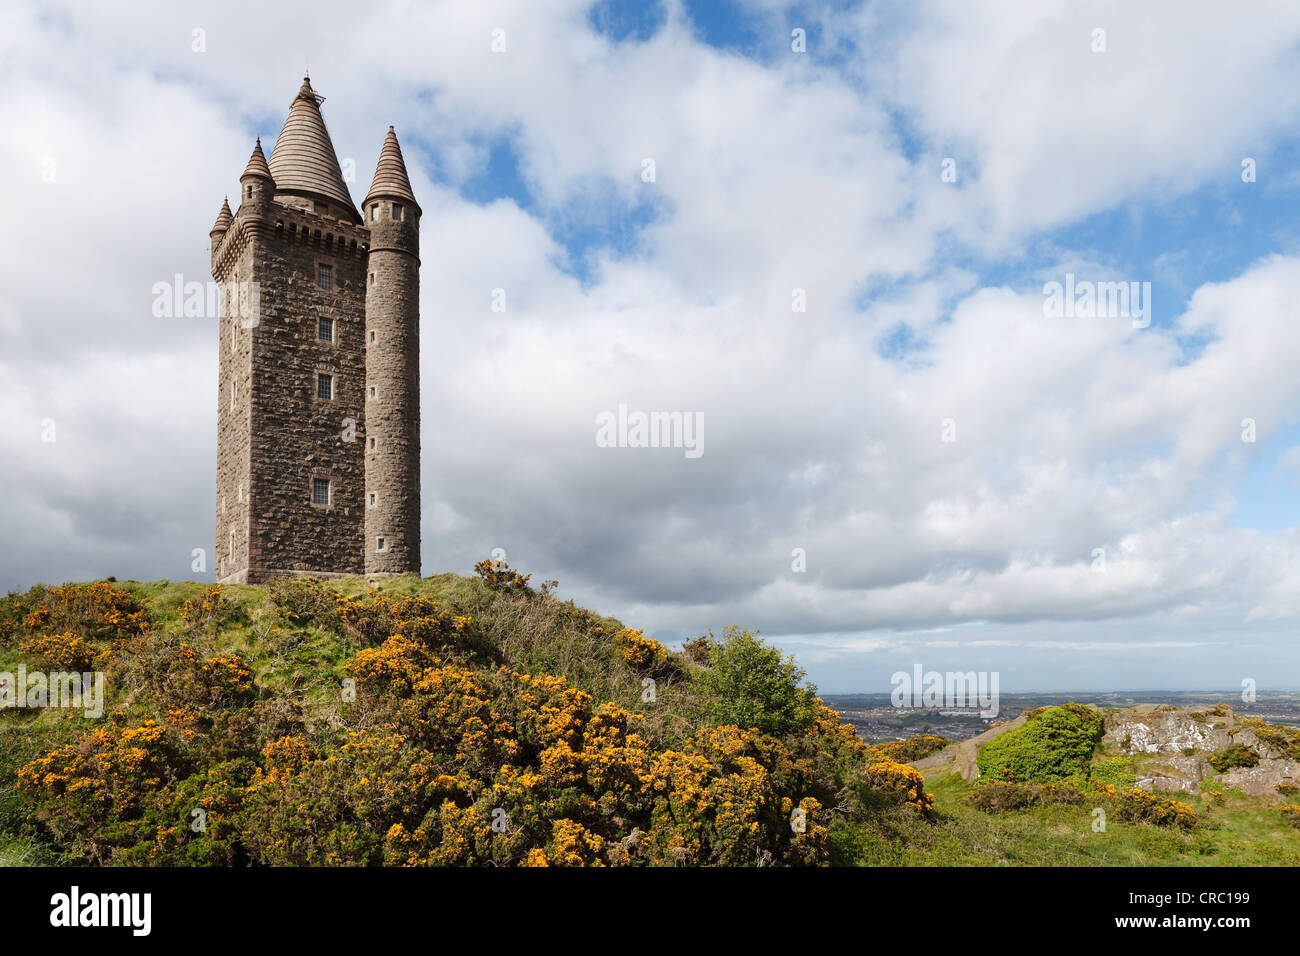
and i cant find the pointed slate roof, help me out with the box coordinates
[241,139,273,181]
[267,77,358,219]
[364,126,420,213]
[210,196,233,234]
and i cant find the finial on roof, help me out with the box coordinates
[364,125,420,213]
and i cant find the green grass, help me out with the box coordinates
[843,758,1300,866]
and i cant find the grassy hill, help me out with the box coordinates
[1,565,1297,866]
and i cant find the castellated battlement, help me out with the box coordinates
[211,78,421,585]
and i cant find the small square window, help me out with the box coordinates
[317,373,333,400]
[377,537,387,552]
[312,478,330,507]
[318,316,334,342]
[317,264,332,290]
[392,203,404,221]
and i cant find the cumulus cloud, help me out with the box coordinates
[2,0,1299,690]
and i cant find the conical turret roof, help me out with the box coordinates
[267,77,358,219]
[211,196,233,234]
[364,126,419,213]
[241,139,273,181]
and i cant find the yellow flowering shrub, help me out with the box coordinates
[19,582,152,642]
[19,631,104,671]
[547,818,606,866]
[473,558,533,594]
[614,628,677,677]
[864,759,934,816]
[9,572,890,867]
[1109,786,1198,830]
[16,719,181,864]
[335,590,474,652]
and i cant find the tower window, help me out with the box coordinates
[318,316,334,342]
[369,492,378,508]
[377,537,387,552]
[368,386,377,399]
[317,264,332,290]
[368,273,375,286]
[312,478,330,507]
[369,436,376,450]
[228,530,235,562]
[317,373,333,400]
[392,203,404,221]
[369,330,376,343]
[370,205,378,222]
[245,185,252,198]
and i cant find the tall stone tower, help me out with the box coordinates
[362,129,422,574]
[210,78,421,584]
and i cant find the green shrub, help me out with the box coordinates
[700,627,818,737]
[976,703,1104,782]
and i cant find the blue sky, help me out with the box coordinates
[4,0,1300,693]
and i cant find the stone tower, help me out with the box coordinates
[210,78,421,584]
[362,128,421,574]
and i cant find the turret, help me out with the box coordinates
[239,138,275,218]
[363,126,421,575]
[209,196,232,268]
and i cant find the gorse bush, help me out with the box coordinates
[2,564,930,866]
[865,734,951,764]
[1091,783,1197,830]
[1207,743,1260,773]
[976,703,1104,782]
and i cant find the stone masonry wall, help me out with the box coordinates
[245,208,369,582]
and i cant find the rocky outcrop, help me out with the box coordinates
[1103,707,1231,755]
[1135,755,1210,794]
[1216,760,1300,797]
[1104,706,1299,798]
